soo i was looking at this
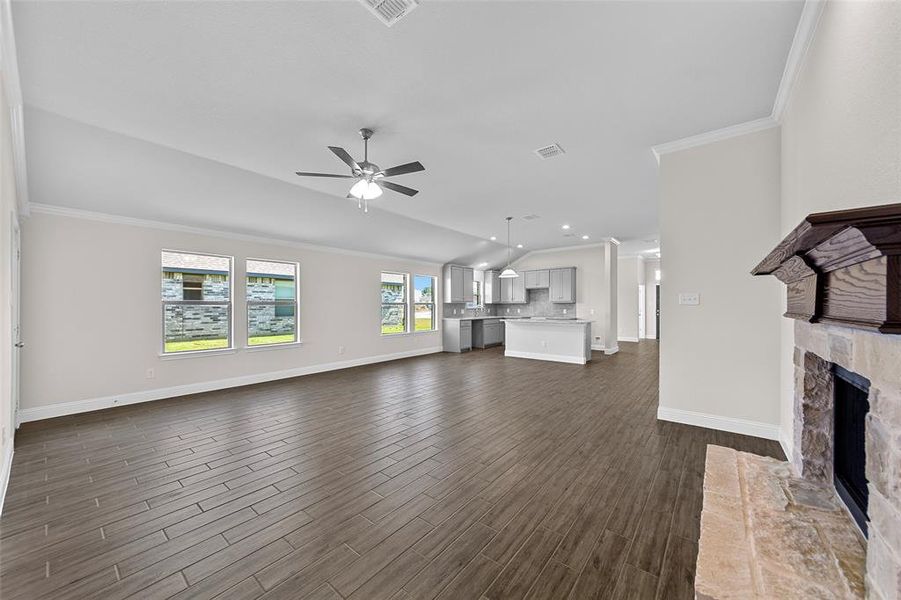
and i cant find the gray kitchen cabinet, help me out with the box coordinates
[442,319,472,352]
[472,318,503,348]
[500,275,526,304]
[443,265,474,303]
[462,268,474,303]
[524,269,550,289]
[483,270,501,304]
[549,267,576,303]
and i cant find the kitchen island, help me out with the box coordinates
[502,318,593,364]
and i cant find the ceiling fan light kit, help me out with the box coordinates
[295,128,424,213]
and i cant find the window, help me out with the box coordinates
[381,272,408,335]
[466,280,482,309]
[414,275,436,332]
[246,259,298,346]
[162,251,232,353]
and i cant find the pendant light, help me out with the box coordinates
[499,216,519,278]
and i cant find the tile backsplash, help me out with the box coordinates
[443,289,575,318]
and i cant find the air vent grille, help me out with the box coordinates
[534,143,565,160]
[522,214,541,221]
[359,0,420,27]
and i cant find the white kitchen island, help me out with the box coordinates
[502,318,593,364]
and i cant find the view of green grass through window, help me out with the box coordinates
[247,259,298,346]
[381,272,408,334]
[162,251,231,353]
[414,274,436,332]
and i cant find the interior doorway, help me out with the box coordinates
[10,218,20,430]
[638,284,646,339]
[655,284,660,340]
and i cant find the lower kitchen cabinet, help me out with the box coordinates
[442,319,472,352]
[472,319,504,348]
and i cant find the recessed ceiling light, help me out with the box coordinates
[582,235,590,240]
[490,236,497,241]
[562,224,571,230]
[516,244,523,249]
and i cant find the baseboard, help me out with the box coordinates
[590,344,606,351]
[778,426,794,462]
[604,345,619,355]
[18,347,443,423]
[618,336,640,343]
[0,444,13,516]
[504,350,587,365]
[657,406,780,441]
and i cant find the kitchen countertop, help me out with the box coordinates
[442,316,524,321]
[502,318,593,324]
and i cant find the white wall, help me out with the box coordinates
[0,71,22,508]
[658,127,783,435]
[778,0,901,455]
[510,244,611,349]
[617,256,645,342]
[19,210,443,418]
[644,258,660,339]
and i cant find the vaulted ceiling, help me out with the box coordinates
[13,0,803,264]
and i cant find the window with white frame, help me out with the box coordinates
[413,274,436,332]
[161,250,232,353]
[246,259,298,346]
[381,272,408,335]
[466,280,482,309]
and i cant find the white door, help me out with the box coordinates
[10,219,21,429]
[638,284,646,339]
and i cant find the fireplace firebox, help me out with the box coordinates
[833,365,870,536]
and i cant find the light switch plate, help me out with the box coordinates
[679,292,700,306]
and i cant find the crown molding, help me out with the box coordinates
[772,0,825,123]
[651,116,778,165]
[0,0,29,217]
[29,203,443,267]
[650,0,823,164]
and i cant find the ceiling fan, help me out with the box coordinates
[295,128,424,212]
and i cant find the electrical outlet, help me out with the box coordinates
[516,308,521,314]
[679,292,700,306]
[590,308,595,315]
[541,340,548,348]
[563,309,567,314]
[145,368,155,379]
[338,345,345,355]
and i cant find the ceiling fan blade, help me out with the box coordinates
[381,161,425,178]
[381,181,419,197]
[295,172,354,178]
[328,146,361,172]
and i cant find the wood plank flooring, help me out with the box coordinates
[0,342,783,599]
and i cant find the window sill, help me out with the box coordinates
[414,329,439,334]
[159,347,237,360]
[381,332,412,337]
[243,340,304,352]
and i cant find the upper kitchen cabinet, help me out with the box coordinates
[444,265,474,303]
[549,267,576,303]
[484,270,501,304]
[523,269,550,289]
[501,274,526,304]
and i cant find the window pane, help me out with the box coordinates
[164,304,229,353]
[414,275,433,303]
[248,304,297,346]
[414,304,434,332]
[381,272,406,303]
[162,252,230,301]
[246,260,296,301]
[246,259,298,346]
[381,305,406,334]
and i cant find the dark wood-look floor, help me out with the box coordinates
[0,342,783,600]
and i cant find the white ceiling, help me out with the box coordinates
[12,0,803,265]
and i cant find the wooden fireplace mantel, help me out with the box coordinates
[752,203,901,333]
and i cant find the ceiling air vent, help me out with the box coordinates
[534,143,565,160]
[358,0,420,27]
[522,214,541,221]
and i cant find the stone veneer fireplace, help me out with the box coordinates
[793,320,901,597]
[751,203,901,599]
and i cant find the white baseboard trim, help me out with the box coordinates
[18,347,443,423]
[657,406,780,441]
[604,345,619,355]
[504,350,586,365]
[779,427,794,462]
[590,344,606,351]
[0,444,13,516]
[618,337,640,343]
